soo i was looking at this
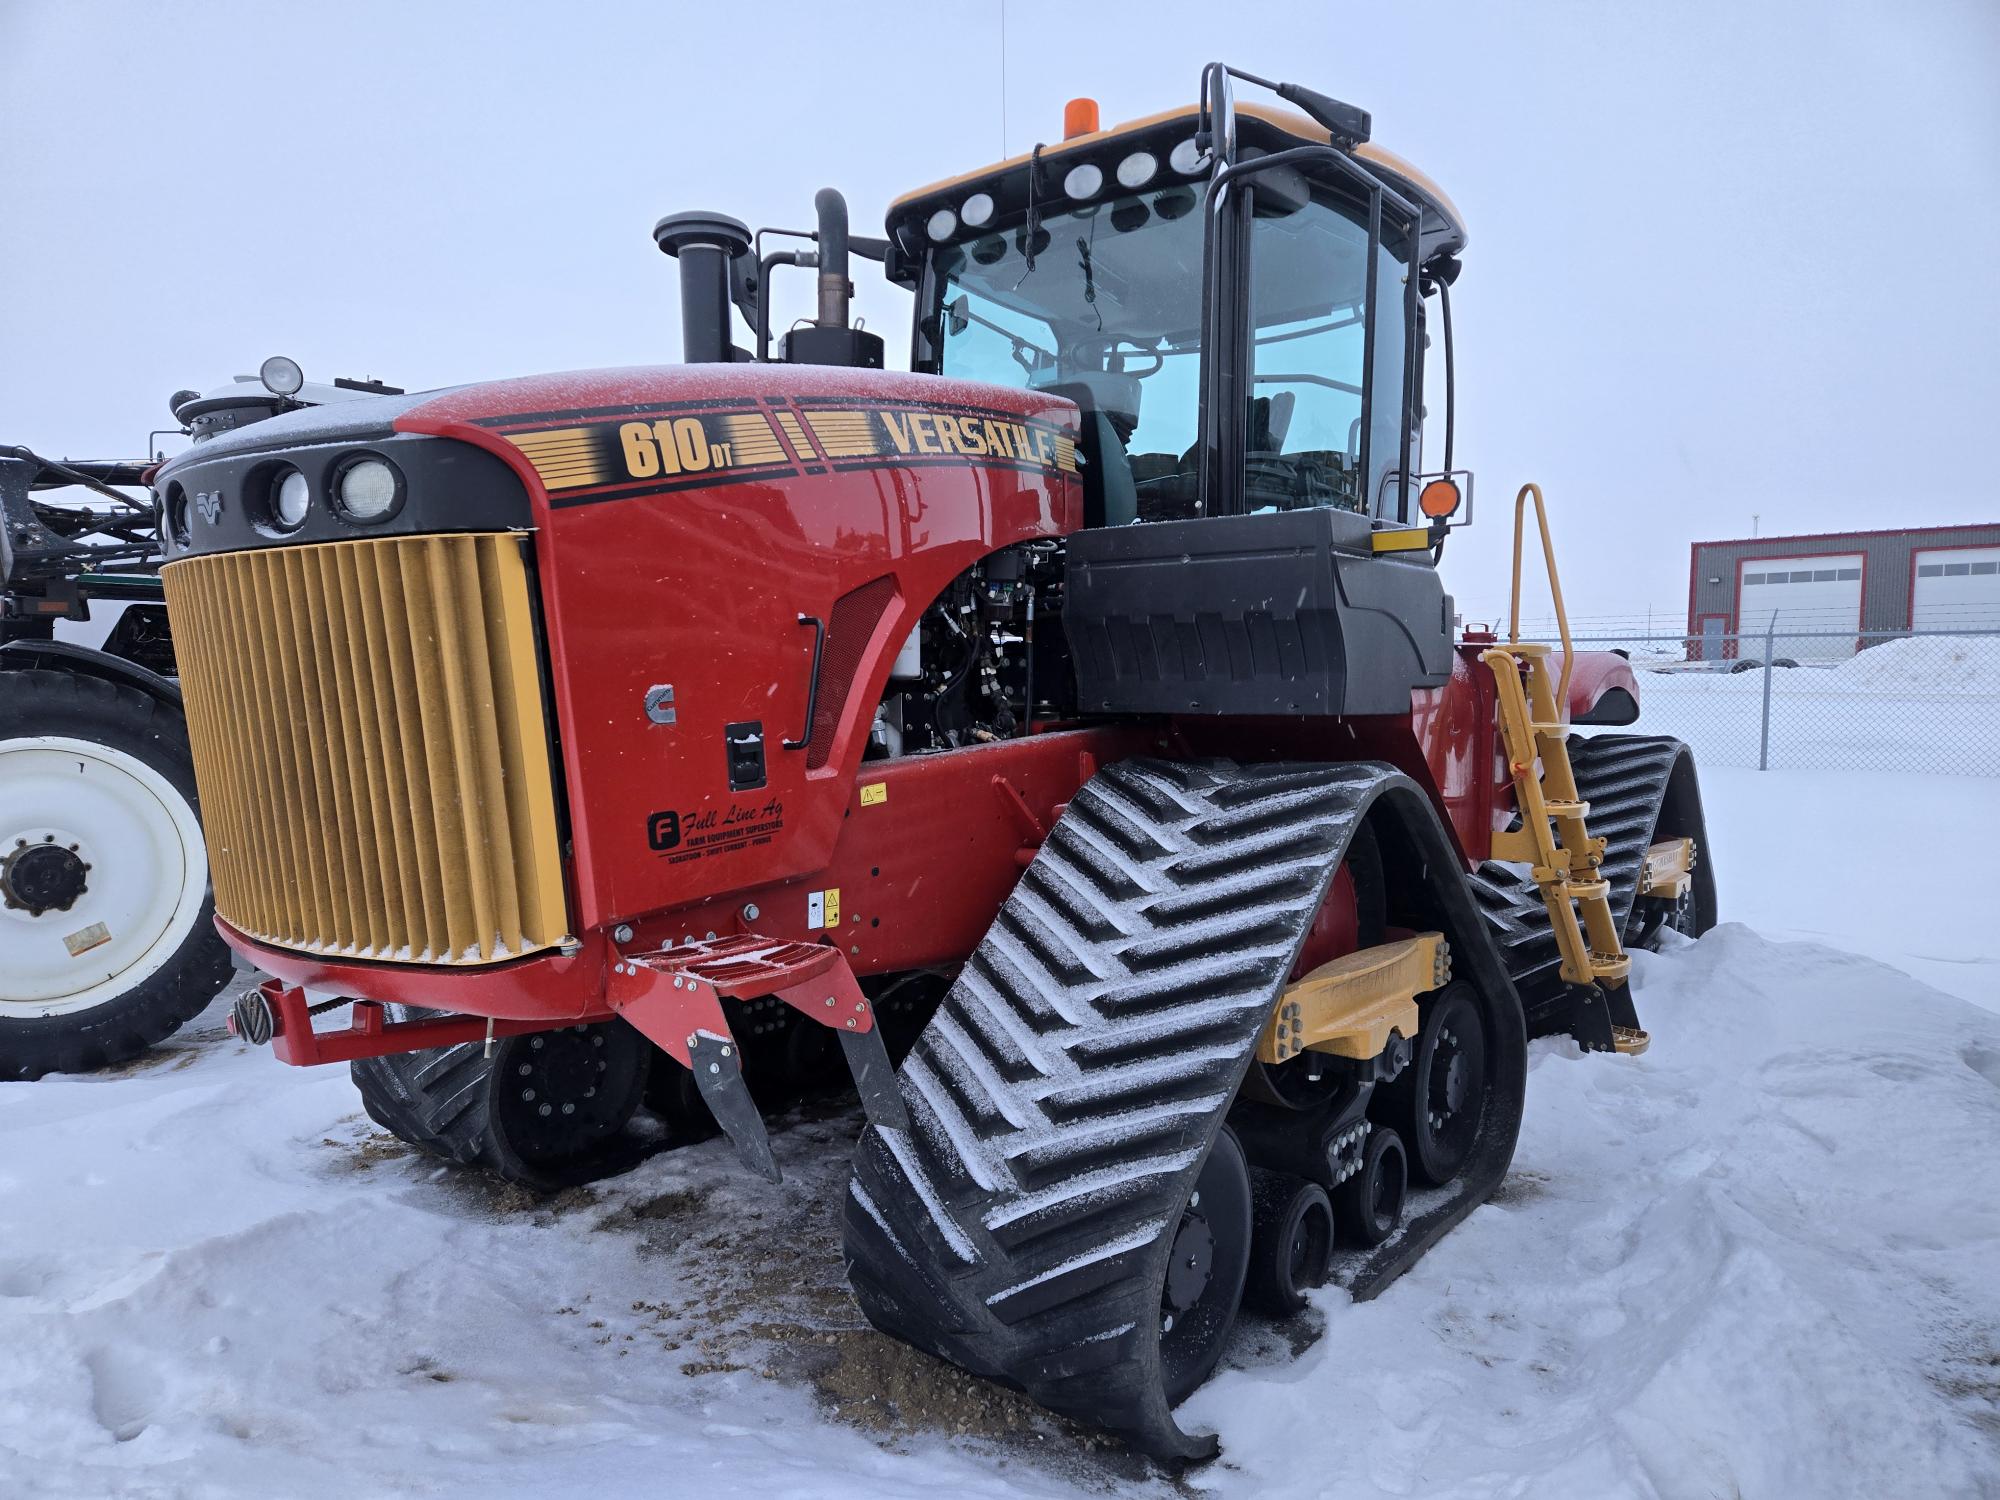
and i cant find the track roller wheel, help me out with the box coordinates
[1243,1170,1335,1316]
[353,1017,650,1188]
[1157,1126,1254,1406]
[1335,1126,1407,1247]
[1378,981,1487,1186]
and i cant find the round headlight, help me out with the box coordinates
[334,457,401,522]
[259,354,305,397]
[926,207,958,242]
[1116,151,1158,189]
[1169,137,1212,176]
[960,192,995,228]
[1063,163,1104,200]
[273,469,311,529]
[161,484,189,548]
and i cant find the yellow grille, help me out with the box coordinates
[162,534,568,965]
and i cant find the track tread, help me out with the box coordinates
[1471,734,1714,1034]
[844,757,1525,1460]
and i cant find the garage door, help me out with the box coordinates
[1913,546,2000,632]
[1738,553,1862,660]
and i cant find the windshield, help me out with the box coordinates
[922,172,1411,522]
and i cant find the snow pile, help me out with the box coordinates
[2,902,1997,1497]
[1827,633,2000,694]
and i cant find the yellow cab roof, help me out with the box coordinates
[889,99,1466,256]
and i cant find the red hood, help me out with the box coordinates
[395,364,1075,434]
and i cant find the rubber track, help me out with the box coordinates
[1468,734,1709,1036]
[841,757,1526,1461]
[352,1026,513,1174]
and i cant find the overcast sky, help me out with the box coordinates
[4,0,1995,625]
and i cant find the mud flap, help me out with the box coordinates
[609,935,910,1181]
[687,1030,780,1183]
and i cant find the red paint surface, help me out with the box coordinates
[222,362,1624,1060]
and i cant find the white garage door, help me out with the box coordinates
[1913,546,2000,631]
[1738,553,1863,659]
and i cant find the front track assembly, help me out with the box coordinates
[841,758,1530,1460]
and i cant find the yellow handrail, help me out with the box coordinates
[1507,482,1574,707]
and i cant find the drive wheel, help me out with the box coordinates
[0,670,233,1080]
[1378,981,1487,1187]
[353,1016,650,1188]
[1155,1126,1253,1407]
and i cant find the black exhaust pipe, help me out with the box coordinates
[814,187,850,330]
[653,210,753,364]
[775,188,884,369]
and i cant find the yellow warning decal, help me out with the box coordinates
[860,782,887,807]
[807,886,843,930]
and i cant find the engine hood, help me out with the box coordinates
[396,364,1082,508]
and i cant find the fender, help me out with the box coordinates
[1566,648,1639,725]
[0,638,182,709]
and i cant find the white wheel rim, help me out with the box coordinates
[0,735,208,1017]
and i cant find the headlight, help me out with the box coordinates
[272,469,311,529]
[926,208,958,242]
[333,457,401,522]
[960,192,995,228]
[1063,163,1103,200]
[1170,137,1211,176]
[1116,151,1158,189]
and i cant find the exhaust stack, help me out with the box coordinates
[778,189,884,369]
[653,211,753,364]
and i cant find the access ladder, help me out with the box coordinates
[1482,484,1648,1055]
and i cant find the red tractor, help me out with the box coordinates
[154,67,1713,1460]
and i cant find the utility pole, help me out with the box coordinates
[1752,513,1760,537]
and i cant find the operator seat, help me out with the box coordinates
[1040,372,1140,528]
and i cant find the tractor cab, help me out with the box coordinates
[883,75,1471,539]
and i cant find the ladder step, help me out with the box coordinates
[1532,721,1569,735]
[1558,878,1611,902]
[1611,1025,1650,1056]
[1590,952,1632,983]
[1542,799,1589,819]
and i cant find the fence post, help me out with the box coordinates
[1757,613,1777,771]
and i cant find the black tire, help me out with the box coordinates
[1376,981,1487,1187]
[1243,1169,1334,1316]
[352,1017,649,1188]
[0,669,233,1080]
[1335,1126,1407,1247]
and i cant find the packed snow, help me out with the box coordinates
[3,771,1997,1499]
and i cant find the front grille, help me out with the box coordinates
[162,534,568,964]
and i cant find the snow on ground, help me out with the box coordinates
[4,777,1998,1499]
[1601,634,2000,777]
[1698,767,2000,1014]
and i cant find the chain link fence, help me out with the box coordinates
[1531,628,2000,777]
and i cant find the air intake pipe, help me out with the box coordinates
[653,210,753,364]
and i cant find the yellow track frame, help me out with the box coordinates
[1481,484,1646,1054]
[1256,933,1450,1066]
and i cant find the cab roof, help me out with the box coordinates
[889,99,1467,261]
